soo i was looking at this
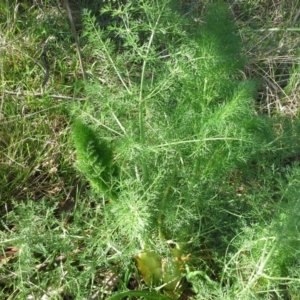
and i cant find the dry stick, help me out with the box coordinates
[63,0,87,81]
[291,7,300,27]
[4,90,85,101]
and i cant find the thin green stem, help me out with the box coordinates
[91,20,130,94]
[138,3,165,184]
[237,240,278,299]
[152,137,254,149]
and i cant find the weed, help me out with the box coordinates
[72,1,300,297]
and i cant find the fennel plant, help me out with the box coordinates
[71,0,272,294]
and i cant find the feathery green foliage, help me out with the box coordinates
[71,0,277,295]
[72,119,118,198]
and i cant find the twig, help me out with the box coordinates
[63,0,87,81]
[4,90,85,101]
[41,43,50,88]
[253,27,300,32]
[291,7,300,27]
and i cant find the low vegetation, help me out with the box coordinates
[1,1,300,299]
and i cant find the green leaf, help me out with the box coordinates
[107,290,174,300]
[135,251,162,286]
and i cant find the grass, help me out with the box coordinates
[1,0,300,299]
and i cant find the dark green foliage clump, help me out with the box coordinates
[72,119,118,198]
[173,2,246,112]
